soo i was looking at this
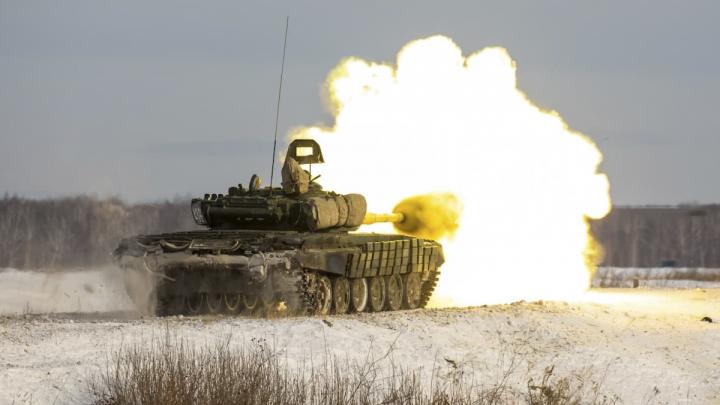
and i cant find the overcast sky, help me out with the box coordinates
[1,1,718,205]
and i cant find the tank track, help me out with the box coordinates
[147,269,439,317]
[419,270,439,307]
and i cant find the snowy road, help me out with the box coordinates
[1,288,719,404]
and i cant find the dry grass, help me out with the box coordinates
[88,336,620,405]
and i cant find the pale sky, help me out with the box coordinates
[1,1,719,204]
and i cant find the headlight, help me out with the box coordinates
[191,199,208,226]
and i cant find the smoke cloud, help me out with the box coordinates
[293,35,611,305]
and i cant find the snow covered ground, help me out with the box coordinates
[594,267,720,288]
[0,268,719,404]
[1,266,717,316]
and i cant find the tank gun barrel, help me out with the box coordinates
[362,212,405,225]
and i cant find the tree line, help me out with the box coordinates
[0,195,198,269]
[1,194,719,269]
[591,205,720,267]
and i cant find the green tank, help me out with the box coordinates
[113,139,444,316]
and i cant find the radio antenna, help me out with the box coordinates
[269,16,289,192]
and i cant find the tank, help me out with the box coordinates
[113,139,444,316]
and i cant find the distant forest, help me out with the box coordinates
[1,195,719,269]
[0,195,198,269]
[591,205,720,268]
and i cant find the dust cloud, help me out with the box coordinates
[0,266,150,315]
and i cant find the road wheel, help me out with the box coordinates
[242,292,259,314]
[316,276,333,315]
[403,273,422,309]
[205,292,223,314]
[223,293,242,314]
[333,277,351,314]
[350,278,368,313]
[368,276,386,312]
[385,274,403,311]
[185,293,204,315]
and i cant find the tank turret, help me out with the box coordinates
[190,139,405,233]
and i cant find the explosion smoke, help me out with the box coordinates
[292,36,610,305]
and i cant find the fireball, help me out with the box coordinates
[292,36,611,305]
